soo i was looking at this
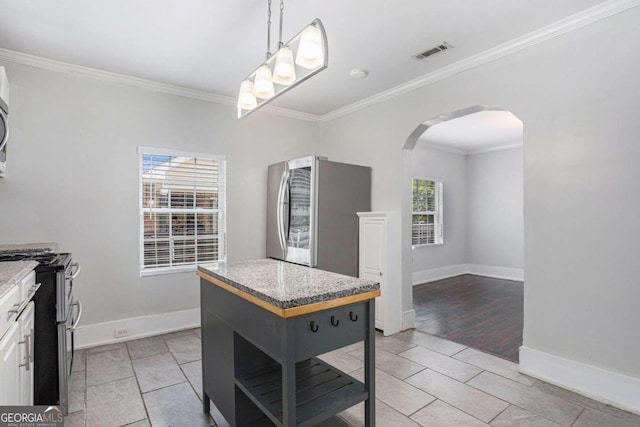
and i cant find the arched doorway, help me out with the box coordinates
[401,105,524,361]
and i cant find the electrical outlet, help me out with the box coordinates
[114,327,130,338]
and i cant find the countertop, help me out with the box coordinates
[0,260,38,299]
[198,258,379,311]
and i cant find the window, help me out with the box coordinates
[412,178,443,246]
[138,147,226,275]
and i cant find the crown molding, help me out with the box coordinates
[414,142,467,156]
[319,0,640,123]
[0,48,322,123]
[468,142,523,155]
[416,141,523,156]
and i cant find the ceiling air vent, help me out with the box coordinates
[413,42,453,61]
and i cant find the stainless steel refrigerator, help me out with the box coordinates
[267,156,371,277]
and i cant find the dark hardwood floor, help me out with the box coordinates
[413,274,523,362]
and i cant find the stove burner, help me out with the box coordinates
[0,251,60,265]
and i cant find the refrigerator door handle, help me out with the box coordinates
[280,166,290,257]
[283,173,290,251]
[276,173,284,252]
[276,164,290,256]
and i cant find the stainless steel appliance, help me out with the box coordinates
[0,249,81,414]
[267,156,371,277]
[0,66,9,177]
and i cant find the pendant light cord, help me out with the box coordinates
[266,0,272,60]
[278,0,284,49]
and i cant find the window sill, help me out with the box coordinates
[140,265,197,277]
[412,243,444,249]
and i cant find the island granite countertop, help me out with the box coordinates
[197,258,379,314]
[0,260,38,300]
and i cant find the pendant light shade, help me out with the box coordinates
[252,65,275,99]
[295,24,324,69]
[237,80,257,110]
[273,47,296,86]
[237,13,327,119]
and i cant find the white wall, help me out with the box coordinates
[319,6,640,409]
[467,147,523,270]
[0,62,319,330]
[411,146,467,278]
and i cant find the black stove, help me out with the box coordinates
[0,247,79,414]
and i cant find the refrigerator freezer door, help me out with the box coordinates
[316,160,372,277]
[266,161,287,260]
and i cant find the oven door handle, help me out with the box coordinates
[67,261,81,280]
[70,299,83,331]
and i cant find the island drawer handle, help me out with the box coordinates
[309,321,319,333]
[330,316,340,327]
[349,311,358,322]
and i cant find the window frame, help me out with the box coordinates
[138,146,227,276]
[411,177,444,248]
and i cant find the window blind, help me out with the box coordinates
[139,149,226,275]
[412,178,443,246]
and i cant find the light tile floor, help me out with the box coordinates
[65,328,640,427]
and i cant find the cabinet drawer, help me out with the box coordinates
[294,302,368,361]
[0,286,20,339]
[19,270,36,303]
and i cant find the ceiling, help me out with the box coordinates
[418,110,523,153]
[0,0,608,116]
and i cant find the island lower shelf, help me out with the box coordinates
[235,357,368,427]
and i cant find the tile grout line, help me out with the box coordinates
[85,374,136,389]
[405,368,509,426]
[406,396,439,419]
[83,351,88,427]
[569,407,586,427]
[407,367,523,423]
[449,346,469,357]
[463,372,588,427]
[346,346,429,382]
[125,340,153,427]
[463,368,485,384]
[393,331,470,358]
[141,379,190,395]
[486,402,511,424]
[162,336,215,426]
[396,352,483,385]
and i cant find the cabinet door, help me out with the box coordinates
[19,302,35,405]
[0,321,21,405]
[359,218,387,330]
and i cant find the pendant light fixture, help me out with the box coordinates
[237,0,328,119]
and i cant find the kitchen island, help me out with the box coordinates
[198,259,380,427]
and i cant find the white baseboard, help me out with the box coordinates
[413,263,524,285]
[401,309,416,332]
[75,308,200,349]
[412,264,468,285]
[467,264,524,281]
[520,346,640,415]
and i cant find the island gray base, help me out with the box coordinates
[200,278,376,427]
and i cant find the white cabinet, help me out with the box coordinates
[0,303,33,406]
[18,302,34,405]
[0,268,37,406]
[358,212,388,332]
[0,322,21,404]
